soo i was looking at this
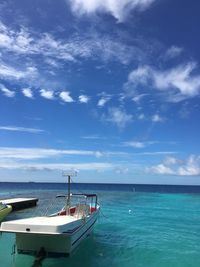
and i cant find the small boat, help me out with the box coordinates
[0,173,100,256]
[0,202,12,222]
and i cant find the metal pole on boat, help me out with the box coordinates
[67,175,71,207]
[62,170,77,210]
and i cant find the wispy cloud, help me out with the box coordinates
[0,63,25,80]
[132,93,148,103]
[0,161,113,172]
[138,151,178,156]
[0,20,147,73]
[0,126,45,134]
[103,107,133,129]
[0,147,128,160]
[165,46,183,59]
[123,140,156,148]
[40,89,54,100]
[0,84,15,97]
[0,62,38,81]
[79,94,90,103]
[22,88,33,98]
[125,62,200,102]
[81,135,106,140]
[68,0,156,22]
[147,155,200,176]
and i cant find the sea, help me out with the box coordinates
[0,182,200,267]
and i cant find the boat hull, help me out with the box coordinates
[16,210,99,256]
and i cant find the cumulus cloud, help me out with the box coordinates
[59,91,74,103]
[97,93,111,107]
[0,84,15,97]
[22,88,33,98]
[79,94,90,103]
[40,89,54,100]
[125,62,200,102]
[152,114,164,122]
[103,107,133,129]
[138,113,145,120]
[68,0,156,22]
[147,155,200,176]
[115,166,129,174]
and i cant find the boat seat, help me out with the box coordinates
[74,204,90,218]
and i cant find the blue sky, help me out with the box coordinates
[0,0,200,184]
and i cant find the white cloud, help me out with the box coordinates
[163,156,181,165]
[97,94,111,107]
[81,134,106,140]
[115,166,129,174]
[0,20,143,68]
[79,94,90,103]
[124,141,145,148]
[0,63,25,80]
[104,107,133,129]
[0,60,38,82]
[59,91,74,103]
[0,126,45,134]
[0,161,113,172]
[22,88,33,98]
[0,147,127,160]
[69,0,156,22]
[138,151,177,156]
[125,62,200,102]
[132,93,147,103]
[147,155,200,176]
[148,163,175,175]
[152,114,164,122]
[165,46,183,59]
[123,140,156,148]
[40,89,54,100]
[0,84,15,97]
[138,113,145,120]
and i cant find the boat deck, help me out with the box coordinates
[0,215,81,235]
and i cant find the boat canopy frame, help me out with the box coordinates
[56,193,98,208]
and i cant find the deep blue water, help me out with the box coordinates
[1,182,200,194]
[0,182,200,267]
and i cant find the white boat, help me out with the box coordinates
[0,202,12,222]
[0,174,100,256]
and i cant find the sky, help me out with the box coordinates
[0,0,200,184]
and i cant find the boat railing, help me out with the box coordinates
[39,193,98,217]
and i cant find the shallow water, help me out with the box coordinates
[0,184,199,267]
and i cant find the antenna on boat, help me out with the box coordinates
[62,170,77,208]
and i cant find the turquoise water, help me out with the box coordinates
[0,184,200,267]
